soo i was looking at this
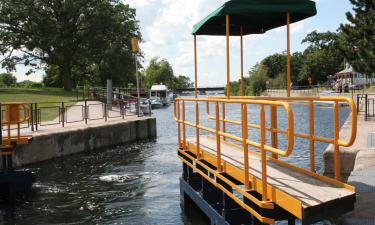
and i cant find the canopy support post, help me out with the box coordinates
[286,12,291,97]
[194,34,198,98]
[226,15,230,98]
[240,26,244,96]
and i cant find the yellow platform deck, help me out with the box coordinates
[182,136,356,222]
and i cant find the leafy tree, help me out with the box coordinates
[261,53,286,78]
[0,0,140,90]
[0,72,16,86]
[290,52,305,85]
[144,57,174,89]
[339,0,375,74]
[174,75,194,89]
[300,31,344,84]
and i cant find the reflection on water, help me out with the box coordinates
[0,103,350,225]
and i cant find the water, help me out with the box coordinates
[0,103,350,225]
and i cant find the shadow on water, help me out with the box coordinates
[0,103,349,225]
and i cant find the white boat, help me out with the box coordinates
[149,97,163,109]
[150,84,170,106]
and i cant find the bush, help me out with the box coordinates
[0,73,17,86]
[17,80,44,88]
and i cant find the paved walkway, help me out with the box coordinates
[332,98,375,224]
[2,101,145,138]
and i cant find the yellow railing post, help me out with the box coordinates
[182,101,187,149]
[226,14,231,98]
[240,26,244,96]
[242,103,250,190]
[216,102,222,172]
[309,101,315,172]
[286,12,291,98]
[260,105,268,201]
[270,105,278,159]
[177,101,182,148]
[6,105,11,144]
[196,101,201,159]
[333,101,341,180]
[222,102,226,141]
[194,34,198,98]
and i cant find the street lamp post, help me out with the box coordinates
[132,37,141,117]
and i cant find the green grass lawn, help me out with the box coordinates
[0,87,79,103]
[0,87,82,122]
[366,85,375,93]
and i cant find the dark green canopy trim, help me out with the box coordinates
[192,0,317,36]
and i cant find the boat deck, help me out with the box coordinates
[184,136,356,222]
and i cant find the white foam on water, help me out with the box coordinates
[99,172,159,183]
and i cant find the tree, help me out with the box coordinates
[300,31,344,84]
[174,75,194,89]
[145,57,174,89]
[0,72,17,86]
[261,53,286,78]
[339,0,375,74]
[0,0,141,90]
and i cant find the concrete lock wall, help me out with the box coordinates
[8,118,156,167]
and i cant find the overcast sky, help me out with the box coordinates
[2,0,352,86]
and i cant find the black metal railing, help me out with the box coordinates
[1,99,151,134]
[357,94,375,120]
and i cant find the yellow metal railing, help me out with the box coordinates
[173,96,357,223]
[1,102,31,148]
[174,98,294,200]
[206,96,357,181]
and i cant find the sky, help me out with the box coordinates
[1,0,353,86]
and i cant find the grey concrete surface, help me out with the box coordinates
[8,117,156,167]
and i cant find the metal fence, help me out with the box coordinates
[357,94,375,120]
[1,99,151,133]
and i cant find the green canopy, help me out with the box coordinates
[192,0,316,36]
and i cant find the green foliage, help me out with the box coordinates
[17,80,44,88]
[0,0,141,91]
[173,75,194,89]
[247,65,268,96]
[145,57,174,88]
[300,31,344,84]
[262,53,286,78]
[144,57,193,91]
[339,0,375,74]
[0,72,17,86]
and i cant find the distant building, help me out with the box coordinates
[334,64,375,88]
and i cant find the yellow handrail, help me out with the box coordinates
[174,97,294,210]
[205,95,357,179]
[1,103,31,147]
[173,98,295,157]
[207,96,357,147]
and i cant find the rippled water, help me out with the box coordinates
[0,102,350,225]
